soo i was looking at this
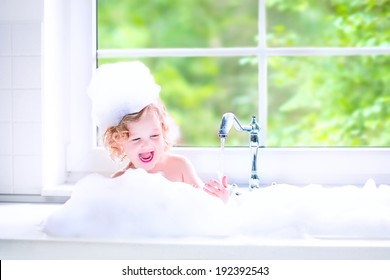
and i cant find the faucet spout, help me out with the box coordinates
[218,112,261,190]
[218,113,251,138]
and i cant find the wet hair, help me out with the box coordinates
[103,100,174,161]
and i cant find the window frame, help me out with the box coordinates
[42,0,390,193]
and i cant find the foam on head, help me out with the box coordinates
[87,61,161,132]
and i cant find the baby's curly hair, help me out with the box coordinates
[103,100,175,161]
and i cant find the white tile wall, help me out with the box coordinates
[0,156,12,193]
[0,57,12,88]
[12,57,41,88]
[0,90,12,121]
[0,0,43,21]
[0,23,12,55]
[13,156,42,194]
[13,90,41,122]
[13,123,42,155]
[12,23,41,55]
[0,0,43,194]
[0,123,12,155]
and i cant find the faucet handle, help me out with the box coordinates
[249,116,260,145]
[250,116,260,131]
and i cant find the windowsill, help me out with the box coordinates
[41,184,74,197]
[39,147,390,199]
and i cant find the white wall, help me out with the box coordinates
[0,0,43,194]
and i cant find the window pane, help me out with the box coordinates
[267,1,390,47]
[98,57,258,147]
[98,0,258,48]
[268,55,390,146]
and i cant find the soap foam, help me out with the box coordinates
[43,171,390,239]
[44,169,231,238]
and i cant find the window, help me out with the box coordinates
[42,0,390,191]
[97,0,390,147]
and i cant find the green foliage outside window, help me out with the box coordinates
[266,0,390,146]
[98,0,390,147]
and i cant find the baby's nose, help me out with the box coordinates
[140,139,152,148]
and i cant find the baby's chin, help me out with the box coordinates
[133,159,159,172]
[133,162,155,171]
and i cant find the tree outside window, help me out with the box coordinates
[97,0,390,147]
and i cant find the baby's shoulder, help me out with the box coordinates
[165,153,192,168]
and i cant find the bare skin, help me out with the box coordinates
[112,110,229,202]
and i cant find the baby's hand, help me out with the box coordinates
[204,176,230,203]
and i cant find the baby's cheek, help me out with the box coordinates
[122,147,136,161]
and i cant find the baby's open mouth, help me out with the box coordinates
[139,151,154,163]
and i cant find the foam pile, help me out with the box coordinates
[43,171,390,239]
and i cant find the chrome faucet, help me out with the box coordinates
[218,112,261,190]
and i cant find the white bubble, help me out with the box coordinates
[43,175,390,239]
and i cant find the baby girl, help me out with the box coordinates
[88,61,229,202]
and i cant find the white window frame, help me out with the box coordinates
[42,0,390,195]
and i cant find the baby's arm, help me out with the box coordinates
[111,162,132,178]
[111,168,127,178]
[179,156,205,189]
[179,156,230,203]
